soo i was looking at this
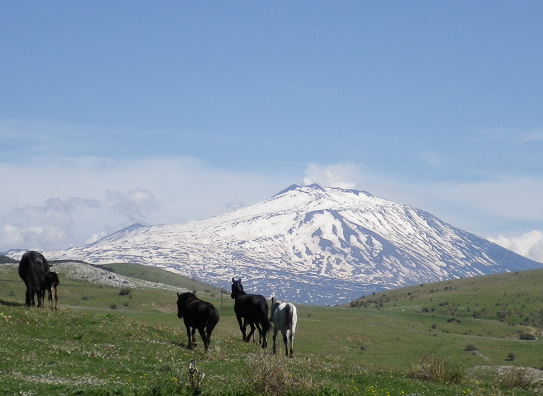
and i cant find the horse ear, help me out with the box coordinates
[177,292,180,297]
[232,277,235,283]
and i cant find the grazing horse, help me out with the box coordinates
[230,278,271,348]
[18,251,50,307]
[42,271,60,309]
[270,297,297,357]
[176,292,220,352]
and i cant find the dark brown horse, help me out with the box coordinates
[231,278,271,348]
[18,251,50,307]
[176,292,220,352]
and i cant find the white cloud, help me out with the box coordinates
[0,155,294,251]
[476,128,543,144]
[518,130,543,143]
[419,151,446,168]
[105,188,160,223]
[302,162,362,189]
[0,197,100,251]
[487,231,543,263]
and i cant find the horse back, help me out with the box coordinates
[18,251,49,286]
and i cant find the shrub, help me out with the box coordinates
[465,344,477,351]
[496,367,537,390]
[119,288,131,296]
[408,352,464,384]
[243,354,312,396]
[519,332,536,340]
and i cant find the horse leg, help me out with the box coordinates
[282,330,289,357]
[289,329,294,357]
[198,327,208,352]
[261,323,268,349]
[40,288,46,308]
[246,322,256,343]
[191,327,197,347]
[47,287,53,309]
[53,285,58,310]
[24,287,31,307]
[236,315,247,342]
[255,322,262,344]
[186,326,193,349]
[272,328,279,354]
[205,328,213,352]
[242,318,250,342]
[30,288,36,307]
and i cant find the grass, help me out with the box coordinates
[2,262,543,395]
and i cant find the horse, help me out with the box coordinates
[176,292,220,352]
[230,278,271,348]
[42,271,60,309]
[270,297,297,357]
[18,251,50,307]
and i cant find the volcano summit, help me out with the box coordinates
[44,184,541,304]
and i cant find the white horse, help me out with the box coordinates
[270,297,297,357]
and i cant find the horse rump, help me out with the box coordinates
[18,251,50,307]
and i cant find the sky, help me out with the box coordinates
[1,1,542,263]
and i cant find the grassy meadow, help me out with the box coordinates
[1,261,543,395]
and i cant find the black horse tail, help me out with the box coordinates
[260,300,272,333]
[206,305,220,332]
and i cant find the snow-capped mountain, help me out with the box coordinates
[42,184,541,305]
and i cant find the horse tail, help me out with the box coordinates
[288,303,297,334]
[260,300,272,333]
[206,305,220,332]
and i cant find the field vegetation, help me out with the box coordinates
[1,261,543,395]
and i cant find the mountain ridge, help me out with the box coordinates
[11,184,541,305]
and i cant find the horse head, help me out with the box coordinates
[230,278,244,299]
[177,292,194,319]
[270,297,280,316]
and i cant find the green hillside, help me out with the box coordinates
[1,262,543,395]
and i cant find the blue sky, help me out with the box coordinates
[1,1,542,262]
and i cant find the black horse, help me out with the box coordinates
[42,271,60,309]
[230,278,271,348]
[18,251,50,307]
[176,292,220,352]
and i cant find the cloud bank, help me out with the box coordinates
[0,155,294,251]
[488,231,543,263]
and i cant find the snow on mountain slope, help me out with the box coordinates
[43,184,542,305]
